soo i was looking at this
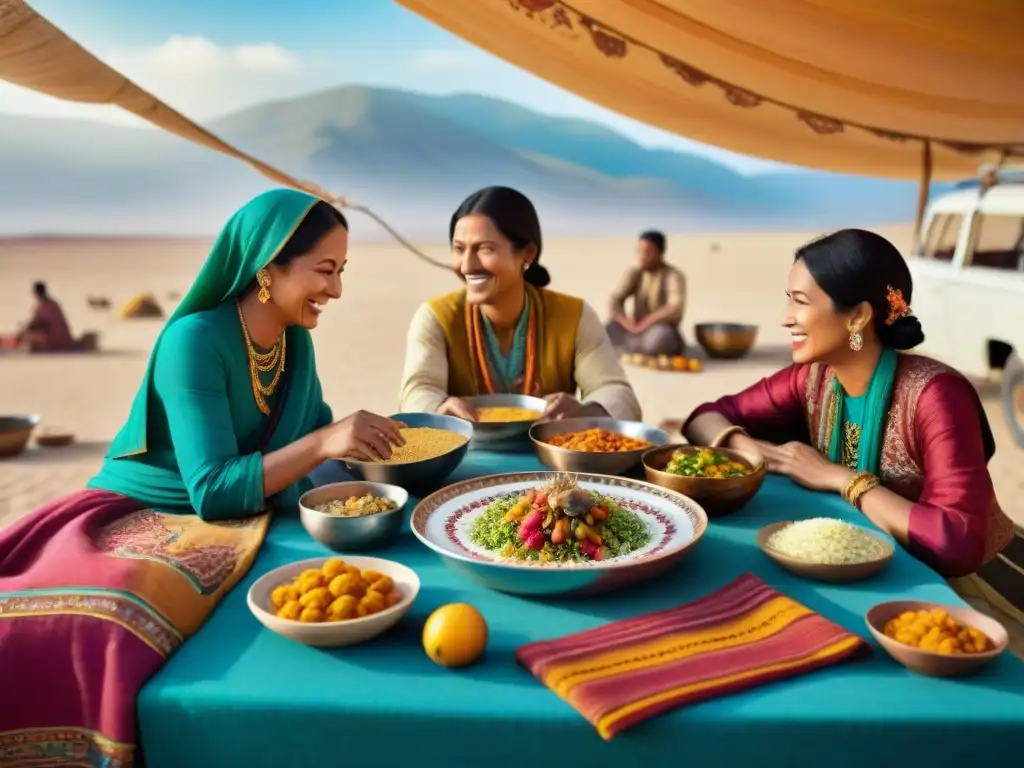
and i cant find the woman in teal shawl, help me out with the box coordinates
[0,189,402,767]
[679,229,1021,656]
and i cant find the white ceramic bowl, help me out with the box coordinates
[247,556,420,648]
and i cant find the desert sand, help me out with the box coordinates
[1,224,1022,531]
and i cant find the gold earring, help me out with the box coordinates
[849,330,863,351]
[256,269,272,304]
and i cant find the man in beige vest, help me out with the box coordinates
[606,231,686,356]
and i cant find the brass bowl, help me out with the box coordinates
[641,444,766,516]
[0,414,40,458]
[756,521,894,583]
[299,481,408,552]
[464,394,547,451]
[529,417,670,476]
[695,323,759,360]
[866,601,1008,677]
[343,412,473,496]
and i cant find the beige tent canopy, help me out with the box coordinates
[1,0,1022,195]
[396,0,1024,181]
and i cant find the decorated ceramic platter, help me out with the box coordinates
[411,471,708,597]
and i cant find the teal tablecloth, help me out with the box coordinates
[138,452,1024,767]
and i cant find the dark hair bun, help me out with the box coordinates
[879,315,924,351]
[524,262,551,288]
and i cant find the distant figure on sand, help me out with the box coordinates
[399,185,641,422]
[0,190,404,765]
[606,230,687,357]
[16,282,75,352]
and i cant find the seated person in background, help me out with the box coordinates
[399,185,642,422]
[606,230,686,357]
[17,281,75,352]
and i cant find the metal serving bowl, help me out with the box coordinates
[0,414,40,459]
[529,417,671,476]
[299,481,409,551]
[343,412,474,495]
[694,323,759,360]
[464,394,548,450]
[642,443,766,516]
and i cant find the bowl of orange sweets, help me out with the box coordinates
[865,601,1008,677]
[247,556,420,648]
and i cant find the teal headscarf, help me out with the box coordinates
[825,346,898,474]
[108,188,323,459]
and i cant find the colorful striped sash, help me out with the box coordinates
[516,573,868,739]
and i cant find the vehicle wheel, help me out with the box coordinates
[1002,352,1024,449]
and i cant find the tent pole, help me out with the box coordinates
[913,140,933,252]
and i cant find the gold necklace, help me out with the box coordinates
[235,300,286,415]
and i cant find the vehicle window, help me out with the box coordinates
[921,213,962,262]
[968,214,1024,271]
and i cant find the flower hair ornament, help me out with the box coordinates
[884,285,912,326]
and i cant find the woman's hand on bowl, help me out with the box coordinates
[318,410,406,462]
[438,397,479,422]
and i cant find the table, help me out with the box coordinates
[138,452,1024,768]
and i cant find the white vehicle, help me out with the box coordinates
[908,178,1024,447]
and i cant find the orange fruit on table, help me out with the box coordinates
[687,358,702,372]
[422,603,488,668]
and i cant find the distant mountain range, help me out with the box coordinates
[0,85,950,239]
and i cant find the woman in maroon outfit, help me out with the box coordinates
[680,229,1022,652]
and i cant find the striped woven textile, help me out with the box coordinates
[516,573,868,739]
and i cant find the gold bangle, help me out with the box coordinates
[843,472,880,510]
[711,425,747,448]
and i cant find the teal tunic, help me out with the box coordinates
[480,294,530,393]
[838,393,865,470]
[89,302,331,520]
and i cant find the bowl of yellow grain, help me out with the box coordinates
[342,412,474,495]
[465,394,547,451]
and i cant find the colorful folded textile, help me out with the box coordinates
[516,573,867,739]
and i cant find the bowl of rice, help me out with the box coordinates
[343,412,474,495]
[756,518,895,583]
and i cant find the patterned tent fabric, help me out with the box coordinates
[396,0,1024,180]
[1,0,1022,183]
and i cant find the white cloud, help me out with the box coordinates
[131,36,303,76]
[0,36,319,125]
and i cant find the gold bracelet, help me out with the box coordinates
[711,425,748,448]
[843,472,880,510]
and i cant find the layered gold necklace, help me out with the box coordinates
[235,300,286,415]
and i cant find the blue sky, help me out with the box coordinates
[1,0,787,173]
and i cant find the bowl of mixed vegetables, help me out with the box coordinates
[641,444,765,515]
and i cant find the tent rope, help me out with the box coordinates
[333,199,450,271]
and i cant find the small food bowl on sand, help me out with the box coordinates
[0,414,40,458]
[530,417,670,476]
[299,481,409,551]
[36,428,75,448]
[642,444,765,516]
[695,323,759,360]
[248,556,420,648]
[343,412,473,496]
[464,393,547,451]
[865,601,1008,677]
[756,520,894,583]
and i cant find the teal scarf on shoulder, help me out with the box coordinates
[826,346,898,475]
[108,188,324,459]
